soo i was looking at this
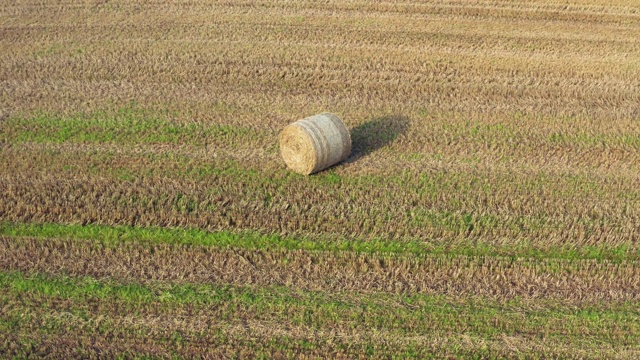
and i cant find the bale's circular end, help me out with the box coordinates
[279,124,317,175]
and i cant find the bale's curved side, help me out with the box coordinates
[279,113,351,175]
[333,114,352,162]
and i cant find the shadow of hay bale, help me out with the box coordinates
[346,115,409,162]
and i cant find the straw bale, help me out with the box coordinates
[279,113,351,175]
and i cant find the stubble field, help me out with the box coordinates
[1,0,640,358]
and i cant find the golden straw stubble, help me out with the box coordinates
[279,113,351,175]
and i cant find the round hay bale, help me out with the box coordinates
[279,113,351,175]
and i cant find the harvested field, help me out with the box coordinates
[1,0,640,358]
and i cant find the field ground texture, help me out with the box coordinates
[1,0,640,358]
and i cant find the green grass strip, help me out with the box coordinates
[1,270,638,340]
[0,221,637,262]
[0,108,262,145]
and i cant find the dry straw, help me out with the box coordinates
[279,113,351,175]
